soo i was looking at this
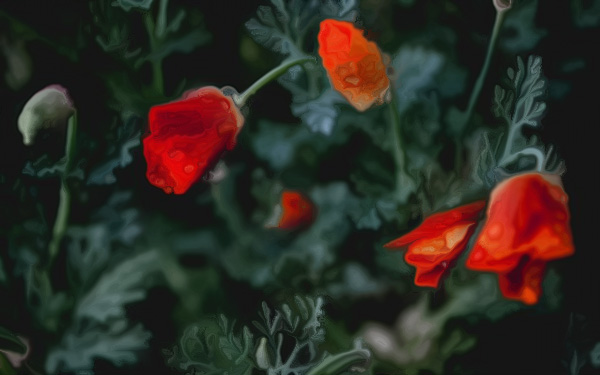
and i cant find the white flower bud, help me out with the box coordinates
[17,84,75,145]
[493,0,512,12]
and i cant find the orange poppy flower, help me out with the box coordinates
[384,201,487,287]
[318,19,390,112]
[275,190,315,230]
[466,173,575,305]
[143,87,244,194]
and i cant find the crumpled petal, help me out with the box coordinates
[466,173,574,304]
[385,201,486,288]
[143,86,244,194]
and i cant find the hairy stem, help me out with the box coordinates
[462,10,507,135]
[155,0,169,39]
[48,113,78,264]
[234,56,315,107]
[144,12,165,95]
[388,94,412,201]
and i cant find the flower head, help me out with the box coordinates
[143,86,244,194]
[384,201,486,288]
[493,0,512,12]
[466,173,574,304]
[318,19,390,111]
[17,84,75,145]
[268,190,315,230]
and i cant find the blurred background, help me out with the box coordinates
[1,0,599,374]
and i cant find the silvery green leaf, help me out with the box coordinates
[45,322,151,373]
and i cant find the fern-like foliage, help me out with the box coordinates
[166,296,371,375]
[474,55,562,176]
[246,0,356,58]
[493,55,546,131]
[166,316,254,375]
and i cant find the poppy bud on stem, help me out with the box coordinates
[17,85,77,265]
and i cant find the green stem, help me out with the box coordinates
[388,95,410,200]
[155,0,169,39]
[234,56,315,107]
[48,113,77,264]
[461,10,507,136]
[144,12,165,95]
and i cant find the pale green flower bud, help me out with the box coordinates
[493,0,512,12]
[17,84,75,146]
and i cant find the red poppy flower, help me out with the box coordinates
[318,19,390,112]
[466,173,575,305]
[143,87,244,194]
[275,191,315,230]
[384,201,486,287]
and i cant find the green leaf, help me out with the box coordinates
[291,88,346,135]
[0,353,17,375]
[45,322,152,373]
[245,0,357,57]
[87,116,141,185]
[0,327,26,354]
[45,250,161,373]
[500,0,547,53]
[494,55,546,130]
[307,340,371,375]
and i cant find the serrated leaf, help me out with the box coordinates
[75,250,161,323]
[87,116,141,185]
[45,322,151,373]
[291,88,346,134]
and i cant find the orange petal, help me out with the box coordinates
[318,19,390,111]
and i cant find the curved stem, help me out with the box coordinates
[234,56,315,107]
[499,147,544,172]
[48,112,77,264]
[461,10,507,137]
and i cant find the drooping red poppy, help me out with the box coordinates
[384,201,487,287]
[276,191,315,230]
[143,87,244,194]
[466,173,574,305]
[318,19,390,112]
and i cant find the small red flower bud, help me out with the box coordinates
[276,190,315,230]
[143,87,244,194]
